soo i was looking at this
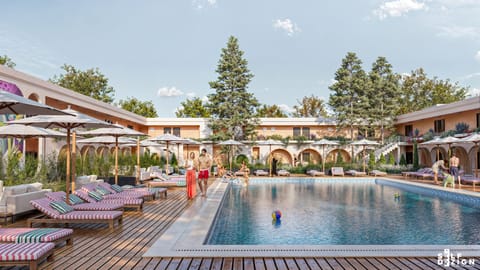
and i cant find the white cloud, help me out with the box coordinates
[157,87,184,97]
[373,0,427,20]
[468,87,480,96]
[192,0,216,9]
[273,19,301,36]
[459,72,480,80]
[278,104,295,114]
[437,26,480,39]
[475,51,480,62]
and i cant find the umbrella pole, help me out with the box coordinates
[115,136,119,185]
[436,145,440,161]
[363,146,366,172]
[136,137,140,185]
[166,142,169,174]
[476,142,479,178]
[66,129,71,205]
[322,145,325,173]
[71,132,76,192]
[269,145,272,177]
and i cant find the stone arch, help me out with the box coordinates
[428,147,448,163]
[328,148,351,163]
[27,93,40,102]
[297,148,321,165]
[467,145,480,176]
[418,148,430,167]
[96,146,109,156]
[271,149,293,165]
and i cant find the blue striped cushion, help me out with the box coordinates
[95,187,111,195]
[49,201,74,214]
[62,194,84,205]
[111,184,123,193]
[88,191,103,201]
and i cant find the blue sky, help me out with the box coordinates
[1,0,480,117]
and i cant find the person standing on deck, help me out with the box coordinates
[449,152,460,185]
[185,152,197,199]
[197,149,212,197]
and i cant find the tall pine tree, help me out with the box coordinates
[207,36,260,141]
[328,52,369,140]
[367,57,400,144]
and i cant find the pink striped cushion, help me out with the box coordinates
[58,211,122,220]
[30,198,61,218]
[71,202,123,211]
[73,190,96,203]
[0,228,73,243]
[102,193,143,200]
[0,243,54,261]
[98,183,154,197]
[74,190,141,206]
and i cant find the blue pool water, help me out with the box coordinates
[206,178,480,245]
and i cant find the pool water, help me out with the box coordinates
[206,179,480,245]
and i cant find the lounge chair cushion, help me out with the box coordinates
[0,242,54,261]
[95,187,111,195]
[88,191,103,202]
[49,201,74,214]
[66,194,84,205]
[111,184,123,193]
[0,228,73,243]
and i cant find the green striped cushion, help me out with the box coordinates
[95,187,111,195]
[111,184,123,193]
[50,201,74,214]
[63,194,84,205]
[88,190,103,201]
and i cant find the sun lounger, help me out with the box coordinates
[0,228,73,246]
[461,176,480,191]
[369,170,387,176]
[45,191,124,211]
[98,182,162,201]
[81,183,144,200]
[345,170,367,176]
[306,169,325,176]
[0,242,55,270]
[277,170,290,176]
[331,167,344,176]
[254,170,269,176]
[74,190,143,212]
[28,198,123,229]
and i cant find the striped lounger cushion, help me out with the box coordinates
[99,183,155,197]
[0,228,73,243]
[30,198,122,220]
[46,191,123,211]
[82,184,143,200]
[0,242,54,261]
[74,190,142,207]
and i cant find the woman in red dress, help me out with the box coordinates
[185,152,197,199]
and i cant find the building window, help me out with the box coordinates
[293,127,310,137]
[302,152,311,163]
[405,125,413,136]
[434,119,445,133]
[173,127,181,137]
[477,113,480,128]
[302,127,310,138]
[164,127,171,134]
[293,127,301,136]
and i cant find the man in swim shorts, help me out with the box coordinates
[197,148,212,197]
[449,152,460,185]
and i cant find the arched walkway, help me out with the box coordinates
[271,149,293,165]
[297,148,321,165]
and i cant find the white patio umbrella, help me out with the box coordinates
[459,133,480,178]
[258,139,283,176]
[150,133,185,174]
[421,137,444,161]
[78,125,145,185]
[351,139,379,172]
[0,89,72,115]
[440,136,460,155]
[218,139,244,171]
[8,107,115,204]
[313,139,339,173]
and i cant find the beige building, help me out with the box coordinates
[1,65,479,173]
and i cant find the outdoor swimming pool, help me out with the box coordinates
[206,178,480,245]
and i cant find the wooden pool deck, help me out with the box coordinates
[2,181,480,270]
